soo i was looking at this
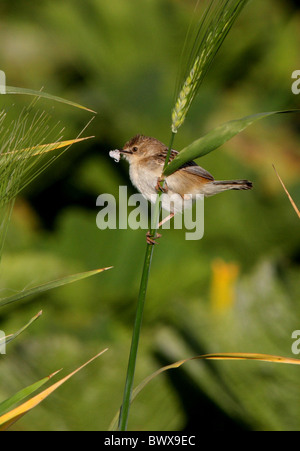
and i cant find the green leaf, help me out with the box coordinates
[0,369,61,416]
[0,267,113,308]
[5,86,96,113]
[164,110,299,177]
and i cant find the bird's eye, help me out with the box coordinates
[132,146,138,152]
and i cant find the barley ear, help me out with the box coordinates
[171,0,249,134]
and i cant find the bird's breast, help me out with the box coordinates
[129,162,158,200]
[129,162,193,213]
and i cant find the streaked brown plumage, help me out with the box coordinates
[118,134,252,214]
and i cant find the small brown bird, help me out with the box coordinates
[117,134,252,243]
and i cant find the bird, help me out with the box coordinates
[116,134,252,243]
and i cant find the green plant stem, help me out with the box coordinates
[118,242,154,431]
[118,132,176,431]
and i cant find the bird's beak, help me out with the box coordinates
[118,149,132,155]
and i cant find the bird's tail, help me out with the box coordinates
[212,179,253,191]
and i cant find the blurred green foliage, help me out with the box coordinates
[0,0,299,431]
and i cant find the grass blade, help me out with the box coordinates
[0,267,113,308]
[164,110,299,176]
[0,349,108,430]
[4,311,42,345]
[273,165,300,219]
[0,136,94,159]
[5,86,96,113]
[0,370,61,416]
[110,352,300,430]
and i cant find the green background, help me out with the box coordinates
[0,0,299,431]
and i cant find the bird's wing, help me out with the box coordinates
[157,149,214,181]
[179,161,214,181]
[155,148,214,197]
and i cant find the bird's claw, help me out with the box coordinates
[146,231,162,245]
[155,177,168,194]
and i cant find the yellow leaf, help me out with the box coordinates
[0,349,108,430]
[1,136,94,158]
[109,352,300,430]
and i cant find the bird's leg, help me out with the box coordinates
[155,177,168,194]
[149,178,171,243]
[158,212,175,228]
[146,231,162,245]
